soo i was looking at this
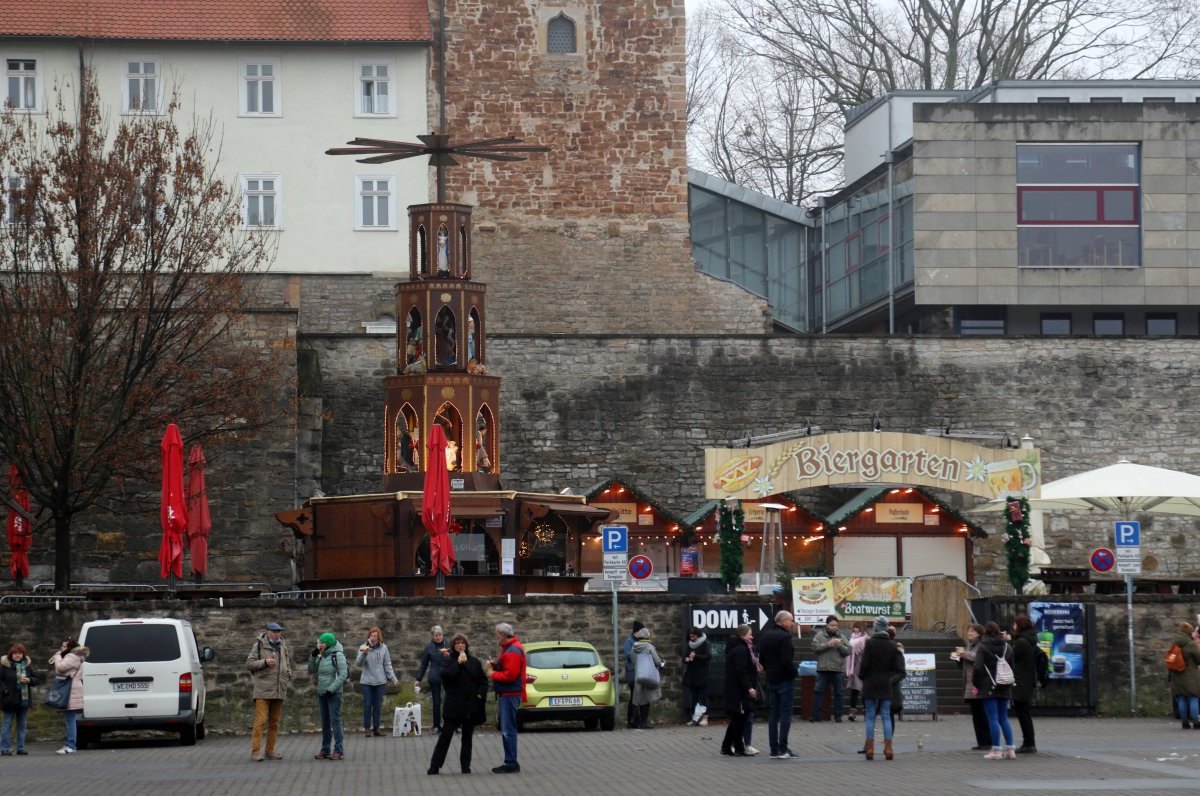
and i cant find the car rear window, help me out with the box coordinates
[84,625,182,663]
[527,647,599,669]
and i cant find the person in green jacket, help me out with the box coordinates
[1169,621,1200,729]
[308,632,349,761]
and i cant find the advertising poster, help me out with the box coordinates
[1029,601,1085,680]
[899,652,937,715]
[791,577,834,625]
[832,576,911,621]
[679,547,698,577]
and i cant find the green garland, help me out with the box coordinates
[718,499,745,591]
[1003,496,1032,591]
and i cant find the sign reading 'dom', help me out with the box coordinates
[705,432,1041,501]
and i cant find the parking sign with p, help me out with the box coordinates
[602,525,628,554]
[1115,521,1140,546]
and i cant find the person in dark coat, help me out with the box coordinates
[427,633,488,775]
[758,610,799,759]
[952,623,990,751]
[857,616,905,761]
[1010,614,1040,753]
[972,621,1016,759]
[1168,621,1200,730]
[720,624,758,757]
[623,620,644,728]
[415,625,449,734]
[886,626,904,727]
[0,643,40,756]
[681,626,711,726]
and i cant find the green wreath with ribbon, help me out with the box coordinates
[1002,496,1032,590]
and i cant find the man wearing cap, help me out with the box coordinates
[245,621,293,762]
[309,632,349,761]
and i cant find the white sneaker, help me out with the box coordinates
[56,746,75,755]
[744,745,760,756]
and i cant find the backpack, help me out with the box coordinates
[1166,643,1187,673]
[1033,645,1050,687]
[993,643,1016,686]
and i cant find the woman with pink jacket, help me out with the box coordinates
[50,638,89,755]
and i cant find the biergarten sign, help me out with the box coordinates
[706,432,1041,501]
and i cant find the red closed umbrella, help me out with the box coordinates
[159,424,188,588]
[6,465,32,586]
[422,423,455,581]
[185,445,211,582]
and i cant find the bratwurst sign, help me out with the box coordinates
[705,432,1040,501]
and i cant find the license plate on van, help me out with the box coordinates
[112,681,150,692]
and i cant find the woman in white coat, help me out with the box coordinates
[50,637,89,754]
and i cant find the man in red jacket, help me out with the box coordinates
[485,622,526,774]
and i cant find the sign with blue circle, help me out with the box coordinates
[1090,547,1116,573]
[628,555,653,580]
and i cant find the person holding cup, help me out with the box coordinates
[245,621,293,762]
[356,626,398,737]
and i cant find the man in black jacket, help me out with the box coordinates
[758,610,799,759]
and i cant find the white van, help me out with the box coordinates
[76,617,215,747]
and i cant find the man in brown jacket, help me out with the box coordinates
[246,621,294,761]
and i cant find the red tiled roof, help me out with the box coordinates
[0,0,431,43]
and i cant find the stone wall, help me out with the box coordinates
[309,333,1200,586]
[0,593,718,737]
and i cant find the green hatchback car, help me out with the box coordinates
[517,640,616,731]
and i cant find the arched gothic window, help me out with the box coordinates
[547,13,577,54]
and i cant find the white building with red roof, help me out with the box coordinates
[0,0,432,274]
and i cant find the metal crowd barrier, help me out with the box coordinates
[261,587,386,600]
[0,593,87,604]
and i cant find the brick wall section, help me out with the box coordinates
[913,101,1199,307]
[422,0,768,335]
[308,334,1200,587]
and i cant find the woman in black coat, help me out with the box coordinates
[0,643,41,755]
[857,616,905,761]
[1009,614,1039,753]
[720,624,758,756]
[972,621,1016,759]
[427,633,488,775]
[681,626,711,725]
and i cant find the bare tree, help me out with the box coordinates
[690,0,1200,201]
[0,68,285,589]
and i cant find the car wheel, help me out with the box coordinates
[76,729,97,750]
[600,708,615,731]
[196,721,206,741]
[584,717,599,730]
[180,721,197,746]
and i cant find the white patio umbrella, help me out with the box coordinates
[972,459,1200,517]
[972,458,1200,713]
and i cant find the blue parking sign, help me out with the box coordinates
[1114,521,1140,546]
[601,525,628,554]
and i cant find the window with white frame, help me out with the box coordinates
[356,175,396,229]
[124,58,161,113]
[4,175,27,225]
[241,60,280,116]
[355,60,393,116]
[5,57,39,111]
[241,174,281,228]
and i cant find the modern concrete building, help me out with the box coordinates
[700,80,1200,336]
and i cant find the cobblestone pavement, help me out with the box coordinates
[2,716,1200,795]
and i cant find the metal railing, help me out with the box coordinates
[34,582,161,593]
[0,593,87,604]
[262,587,386,600]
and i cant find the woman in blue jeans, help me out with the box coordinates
[856,615,905,761]
[355,627,398,737]
[972,621,1016,759]
[50,638,88,755]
